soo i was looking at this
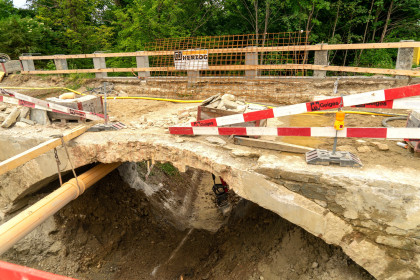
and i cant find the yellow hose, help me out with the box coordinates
[0,86,203,103]
[1,86,407,116]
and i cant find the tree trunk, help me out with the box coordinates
[356,0,375,65]
[331,1,340,40]
[260,0,270,65]
[254,0,259,46]
[303,2,315,64]
[371,7,382,41]
[380,0,394,43]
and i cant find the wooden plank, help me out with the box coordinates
[21,64,420,77]
[0,125,87,176]
[19,42,420,61]
[233,137,313,154]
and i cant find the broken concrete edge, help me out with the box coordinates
[1,130,418,279]
[69,134,417,279]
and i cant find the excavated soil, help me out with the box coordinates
[3,169,374,280]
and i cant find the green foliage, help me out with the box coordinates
[0,0,418,71]
[357,49,396,69]
[0,16,56,59]
[0,0,15,19]
[156,162,179,177]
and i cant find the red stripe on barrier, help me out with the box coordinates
[191,118,217,127]
[0,96,3,102]
[218,127,247,135]
[347,128,387,138]
[384,84,420,100]
[0,260,76,280]
[277,127,311,136]
[169,127,194,135]
[353,100,394,109]
[18,100,36,108]
[243,109,274,122]
[306,97,342,112]
[77,102,83,110]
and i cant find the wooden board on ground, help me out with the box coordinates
[0,125,87,176]
[0,72,4,82]
[233,137,313,154]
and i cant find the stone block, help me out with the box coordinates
[46,95,103,121]
[2,60,22,74]
[19,107,30,120]
[245,46,258,78]
[396,40,415,79]
[313,43,328,78]
[136,51,150,78]
[30,108,50,125]
[93,55,107,78]
[1,107,20,128]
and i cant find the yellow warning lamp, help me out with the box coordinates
[334,111,345,130]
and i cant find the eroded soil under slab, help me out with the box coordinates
[3,170,373,280]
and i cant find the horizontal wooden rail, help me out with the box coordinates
[21,64,420,76]
[19,42,420,60]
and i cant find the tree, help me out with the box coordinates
[0,0,16,19]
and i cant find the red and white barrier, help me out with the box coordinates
[169,126,420,139]
[190,84,420,127]
[0,260,76,280]
[0,89,105,121]
[353,97,420,110]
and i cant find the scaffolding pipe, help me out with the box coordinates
[0,162,121,255]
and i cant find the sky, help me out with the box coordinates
[13,0,27,8]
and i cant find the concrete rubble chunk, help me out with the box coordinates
[1,107,20,128]
[372,142,389,151]
[0,113,6,122]
[357,146,371,153]
[15,122,29,128]
[0,104,7,111]
[30,108,50,125]
[230,149,260,158]
[205,136,226,146]
[4,108,12,114]
[20,118,35,125]
[19,107,31,120]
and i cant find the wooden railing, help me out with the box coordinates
[19,42,420,77]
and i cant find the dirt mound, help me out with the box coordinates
[3,170,373,280]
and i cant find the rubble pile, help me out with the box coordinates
[202,93,266,113]
[0,104,35,129]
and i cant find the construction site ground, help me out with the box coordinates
[1,75,419,279]
[3,75,418,170]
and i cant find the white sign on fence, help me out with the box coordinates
[174,50,209,70]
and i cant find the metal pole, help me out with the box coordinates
[103,82,108,124]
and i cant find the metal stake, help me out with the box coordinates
[103,82,108,124]
[332,131,338,155]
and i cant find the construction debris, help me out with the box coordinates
[306,149,363,167]
[1,107,20,128]
[233,136,312,154]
